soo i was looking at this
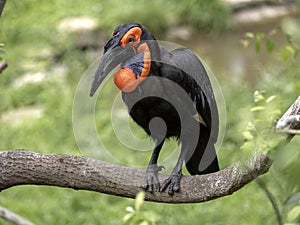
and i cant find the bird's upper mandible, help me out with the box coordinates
[90,23,156,96]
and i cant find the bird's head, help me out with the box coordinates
[90,23,159,96]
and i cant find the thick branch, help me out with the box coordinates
[0,150,271,203]
[0,96,299,203]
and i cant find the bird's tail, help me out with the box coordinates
[185,125,219,175]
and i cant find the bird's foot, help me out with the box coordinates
[140,164,164,193]
[160,171,182,195]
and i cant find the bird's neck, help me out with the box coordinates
[139,27,161,63]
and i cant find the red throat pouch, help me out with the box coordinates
[114,67,144,92]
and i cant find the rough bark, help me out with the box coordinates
[0,96,299,203]
[0,150,271,203]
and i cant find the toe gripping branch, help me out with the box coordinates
[140,164,164,193]
[160,171,182,195]
[140,164,183,195]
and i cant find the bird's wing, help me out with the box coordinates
[159,47,219,142]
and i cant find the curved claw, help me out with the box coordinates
[160,173,182,195]
[140,165,164,193]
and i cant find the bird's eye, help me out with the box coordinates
[127,37,135,43]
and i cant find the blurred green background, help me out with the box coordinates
[1,0,300,224]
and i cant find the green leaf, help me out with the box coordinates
[135,192,145,211]
[244,32,254,39]
[255,39,261,52]
[266,136,282,151]
[271,109,281,117]
[287,206,300,222]
[282,47,290,61]
[256,32,265,40]
[269,29,278,36]
[266,38,275,53]
[255,33,265,52]
[281,45,297,60]
[250,106,266,112]
[253,119,263,126]
[286,45,296,55]
[246,122,256,131]
[143,211,160,223]
[123,212,134,223]
[253,90,265,102]
[240,141,256,152]
[243,131,254,141]
[266,95,276,103]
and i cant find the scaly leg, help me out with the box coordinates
[161,145,187,195]
[140,139,165,193]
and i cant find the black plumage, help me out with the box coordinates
[90,23,219,195]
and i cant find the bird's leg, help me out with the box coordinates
[161,146,186,195]
[140,139,165,193]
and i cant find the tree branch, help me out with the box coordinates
[276,96,300,140]
[0,205,36,225]
[0,150,271,203]
[0,0,6,18]
[256,178,283,225]
[0,59,8,73]
[0,96,299,203]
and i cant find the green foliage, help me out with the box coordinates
[0,0,299,224]
[287,206,300,223]
[123,192,160,225]
[239,23,300,225]
[240,90,282,158]
[242,31,276,53]
[174,0,232,32]
[241,23,300,61]
[284,193,300,225]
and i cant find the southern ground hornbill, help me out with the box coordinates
[90,23,219,195]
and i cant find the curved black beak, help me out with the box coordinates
[90,40,135,96]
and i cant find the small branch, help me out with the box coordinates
[0,205,36,225]
[0,59,8,73]
[256,178,283,225]
[279,129,300,135]
[0,0,6,17]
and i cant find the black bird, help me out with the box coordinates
[90,23,219,195]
